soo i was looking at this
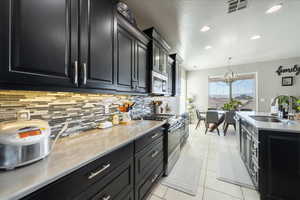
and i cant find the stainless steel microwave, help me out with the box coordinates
[151,71,168,95]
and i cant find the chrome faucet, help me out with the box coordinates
[271,95,296,114]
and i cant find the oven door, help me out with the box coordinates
[167,125,182,156]
[165,124,182,176]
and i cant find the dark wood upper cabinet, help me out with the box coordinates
[152,42,160,73]
[0,1,150,94]
[116,14,150,93]
[0,0,78,88]
[136,41,148,93]
[170,54,183,96]
[79,0,115,90]
[116,25,135,91]
[144,28,171,76]
[167,57,174,96]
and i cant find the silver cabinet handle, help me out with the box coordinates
[151,150,159,158]
[82,63,87,85]
[88,163,111,179]
[74,61,78,85]
[151,133,159,139]
[102,195,111,200]
[151,174,158,183]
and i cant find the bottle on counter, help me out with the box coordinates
[112,114,120,125]
[283,108,288,119]
[278,105,283,118]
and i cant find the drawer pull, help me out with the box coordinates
[74,61,79,85]
[102,195,111,200]
[88,163,111,179]
[151,174,159,183]
[82,63,87,85]
[151,133,159,139]
[151,151,159,158]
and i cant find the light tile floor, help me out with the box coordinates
[147,124,260,200]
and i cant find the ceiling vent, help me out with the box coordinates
[228,0,248,13]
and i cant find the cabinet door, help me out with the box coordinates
[136,41,148,93]
[135,164,163,200]
[80,0,115,90]
[167,63,173,95]
[175,63,181,96]
[152,42,160,73]
[121,192,134,200]
[116,26,134,92]
[262,133,300,200]
[81,159,134,200]
[159,50,167,75]
[1,0,77,88]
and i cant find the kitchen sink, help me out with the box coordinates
[250,115,282,123]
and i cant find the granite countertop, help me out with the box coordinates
[0,120,166,200]
[236,111,300,133]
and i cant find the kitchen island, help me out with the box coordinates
[236,112,300,200]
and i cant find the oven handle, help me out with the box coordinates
[168,124,184,132]
[168,126,181,132]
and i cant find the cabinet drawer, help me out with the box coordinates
[135,138,164,183]
[135,127,164,153]
[77,158,134,200]
[120,191,134,200]
[135,163,164,200]
[22,143,133,200]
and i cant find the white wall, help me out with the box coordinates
[187,57,300,112]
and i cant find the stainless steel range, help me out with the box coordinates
[143,114,185,176]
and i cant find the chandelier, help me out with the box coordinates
[224,57,237,84]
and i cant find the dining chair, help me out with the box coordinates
[195,109,206,129]
[223,111,236,136]
[205,111,220,135]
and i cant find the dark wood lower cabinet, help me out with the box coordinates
[135,137,164,183]
[120,191,134,200]
[135,163,164,200]
[238,118,300,200]
[259,131,300,200]
[21,127,165,200]
[134,128,165,200]
[75,158,134,200]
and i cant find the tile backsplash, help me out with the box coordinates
[0,90,178,138]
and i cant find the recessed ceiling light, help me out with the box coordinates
[201,26,211,32]
[266,3,283,14]
[205,45,212,50]
[250,35,261,40]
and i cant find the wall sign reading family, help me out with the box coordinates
[276,65,300,76]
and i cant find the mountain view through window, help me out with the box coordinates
[208,73,256,110]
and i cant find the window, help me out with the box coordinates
[208,73,256,110]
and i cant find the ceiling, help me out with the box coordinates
[123,0,300,70]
